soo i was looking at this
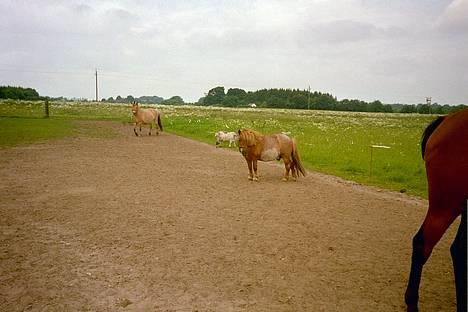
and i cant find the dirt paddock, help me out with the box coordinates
[0,121,459,311]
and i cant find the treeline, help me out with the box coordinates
[0,86,41,100]
[102,95,185,105]
[1,85,465,114]
[393,103,467,114]
[198,86,466,114]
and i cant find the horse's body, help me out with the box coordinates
[237,129,306,181]
[215,131,239,147]
[131,102,163,136]
[405,108,468,312]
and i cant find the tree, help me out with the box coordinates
[162,96,184,105]
[0,86,40,100]
[226,88,247,97]
[204,86,225,105]
[126,95,135,103]
[368,100,384,112]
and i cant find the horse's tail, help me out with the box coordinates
[421,116,445,159]
[292,139,306,177]
[157,114,163,131]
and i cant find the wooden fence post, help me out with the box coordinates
[44,100,49,118]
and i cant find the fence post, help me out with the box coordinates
[44,100,49,118]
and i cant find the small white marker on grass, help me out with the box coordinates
[369,145,391,177]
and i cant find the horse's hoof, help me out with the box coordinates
[253,177,259,182]
[406,306,418,312]
[248,176,253,181]
[282,177,288,182]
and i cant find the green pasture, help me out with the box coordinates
[0,100,436,197]
[0,117,73,146]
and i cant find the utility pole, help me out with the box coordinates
[426,96,432,114]
[95,69,98,102]
[308,85,311,110]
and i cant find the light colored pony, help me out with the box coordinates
[215,131,239,147]
[237,129,306,181]
[131,102,163,136]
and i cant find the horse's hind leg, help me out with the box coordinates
[290,162,297,181]
[405,201,459,312]
[149,123,152,136]
[282,159,291,182]
[155,119,160,135]
[451,207,467,312]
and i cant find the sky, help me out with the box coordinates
[0,0,467,104]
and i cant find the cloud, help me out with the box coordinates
[0,0,466,104]
[435,0,468,35]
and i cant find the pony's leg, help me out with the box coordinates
[290,162,297,181]
[253,160,259,181]
[149,123,152,136]
[282,160,291,182]
[405,201,459,312]
[134,123,139,136]
[451,208,467,312]
[139,124,142,136]
[246,159,254,181]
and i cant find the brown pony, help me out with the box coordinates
[131,101,163,136]
[405,108,467,312]
[237,129,306,181]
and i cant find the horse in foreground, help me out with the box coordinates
[237,129,306,181]
[405,108,467,312]
[215,131,239,147]
[131,102,163,136]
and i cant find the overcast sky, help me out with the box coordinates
[1,0,467,104]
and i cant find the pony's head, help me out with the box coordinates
[238,129,263,155]
[131,101,139,115]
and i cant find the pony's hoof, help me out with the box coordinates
[253,177,259,182]
[248,176,253,181]
[282,177,288,182]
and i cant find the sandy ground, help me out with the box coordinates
[0,121,460,311]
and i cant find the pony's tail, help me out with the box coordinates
[292,140,306,177]
[421,116,445,159]
[158,114,163,132]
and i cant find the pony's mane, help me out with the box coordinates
[421,116,445,159]
[239,129,264,146]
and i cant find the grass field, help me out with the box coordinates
[0,100,436,197]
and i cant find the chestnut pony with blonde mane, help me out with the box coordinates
[131,101,163,136]
[405,108,467,312]
[237,129,306,181]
